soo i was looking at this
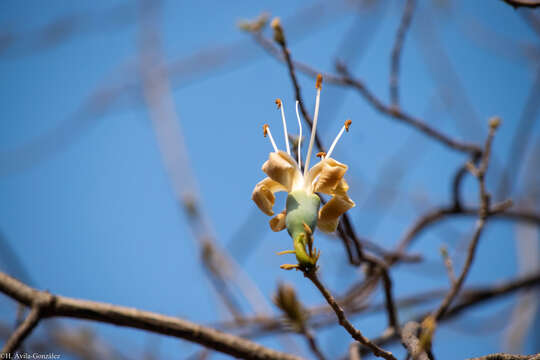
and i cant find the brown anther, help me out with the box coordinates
[315,74,323,90]
[344,119,352,132]
[275,98,282,109]
[316,151,326,158]
[263,124,269,137]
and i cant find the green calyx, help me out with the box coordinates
[284,190,321,269]
[285,190,320,238]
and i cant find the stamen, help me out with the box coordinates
[295,100,302,168]
[276,98,291,155]
[326,119,352,159]
[316,151,326,159]
[263,124,278,153]
[304,74,323,176]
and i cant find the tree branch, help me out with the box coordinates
[2,306,42,354]
[390,0,416,106]
[400,322,430,360]
[303,270,396,360]
[355,272,540,357]
[0,271,301,360]
[393,206,540,258]
[249,31,481,155]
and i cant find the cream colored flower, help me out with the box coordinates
[251,75,355,269]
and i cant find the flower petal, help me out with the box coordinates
[311,158,348,195]
[317,180,355,233]
[252,177,287,216]
[269,210,287,232]
[262,151,301,191]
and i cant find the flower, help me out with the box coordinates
[251,74,355,270]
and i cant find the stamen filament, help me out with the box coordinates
[276,99,291,155]
[326,119,351,159]
[304,74,323,177]
[263,124,278,153]
[295,100,302,168]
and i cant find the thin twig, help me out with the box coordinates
[433,215,486,322]
[440,246,456,286]
[251,31,482,156]
[400,322,429,360]
[303,270,396,360]
[302,329,326,360]
[271,19,324,152]
[0,271,301,360]
[392,206,540,259]
[390,0,416,106]
[355,272,540,357]
[2,306,42,353]
[336,63,482,156]
[432,119,502,322]
[363,254,400,333]
[451,152,482,210]
[219,272,540,340]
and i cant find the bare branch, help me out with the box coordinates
[0,272,301,360]
[302,329,326,360]
[270,19,324,153]
[336,63,482,156]
[393,206,540,257]
[303,270,396,360]
[390,0,416,106]
[356,272,540,357]
[400,322,429,360]
[432,119,502,322]
[2,306,42,354]
[249,31,482,154]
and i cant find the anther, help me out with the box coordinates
[345,119,352,132]
[315,74,323,90]
[275,98,282,109]
[316,152,326,159]
[263,124,269,137]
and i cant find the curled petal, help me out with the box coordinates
[262,151,301,191]
[310,158,348,195]
[252,178,287,216]
[269,210,287,232]
[315,159,347,194]
[318,182,355,233]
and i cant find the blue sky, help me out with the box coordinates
[0,1,539,359]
